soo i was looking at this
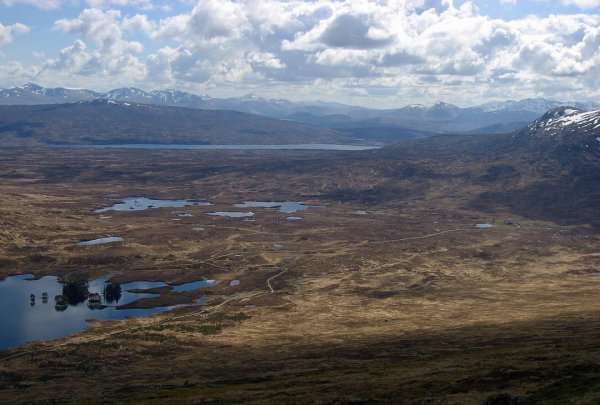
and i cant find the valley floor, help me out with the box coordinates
[0,148,599,404]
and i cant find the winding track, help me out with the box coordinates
[266,268,289,293]
[0,227,483,363]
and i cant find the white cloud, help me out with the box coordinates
[41,8,146,85]
[0,22,29,46]
[562,0,600,8]
[2,0,600,105]
[122,14,155,34]
[154,0,249,43]
[0,0,161,9]
[0,0,62,9]
[132,0,600,103]
[84,0,154,10]
[43,39,91,71]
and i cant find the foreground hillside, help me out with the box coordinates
[0,100,353,146]
[0,108,598,403]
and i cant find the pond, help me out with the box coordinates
[95,197,211,213]
[77,236,123,246]
[234,201,312,214]
[0,275,214,350]
[207,211,255,218]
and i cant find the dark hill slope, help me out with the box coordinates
[259,108,598,228]
[0,100,352,146]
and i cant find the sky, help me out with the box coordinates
[0,0,599,108]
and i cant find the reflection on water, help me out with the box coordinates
[234,201,312,214]
[63,144,380,151]
[171,280,215,292]
[77,236,124,246]
[95,197,211,213]
[103,283,122,304]
[207,211,255,218]
[0,275,214,350]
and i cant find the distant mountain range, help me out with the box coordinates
[2,83,599,137]
[0,85,598,227]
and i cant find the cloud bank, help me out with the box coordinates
[1,0,599,106]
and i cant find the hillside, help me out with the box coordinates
[314,107,600,228]
[0,100,354,146]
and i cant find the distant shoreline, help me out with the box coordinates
[49,143,381,151]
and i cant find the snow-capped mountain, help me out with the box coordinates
[0,83,100,104]
[150,89,211,108]
[105,87,154,103]
[513,106,600,158]
[426,101,460,119]
[526,107,600,137]
[477,98,600,114]
[1,83,600,136]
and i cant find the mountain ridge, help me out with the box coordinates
[0,100,354,146]
[2,83,598,116]
[2,83,600,141]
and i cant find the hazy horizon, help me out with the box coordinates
[3,81,600,111]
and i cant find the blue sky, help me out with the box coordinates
[0,0,599,107]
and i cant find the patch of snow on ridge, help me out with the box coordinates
[533,109,600,134]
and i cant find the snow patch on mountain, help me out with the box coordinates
[527,107,600,138]
[477,98,600,114]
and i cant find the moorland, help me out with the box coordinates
[1,116,599,403]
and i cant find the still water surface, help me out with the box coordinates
[95,197,211,213]
[234,201,312,213]
[65,144,379,151]
[0,275,213,350]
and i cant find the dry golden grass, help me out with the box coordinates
[0,147,598,403]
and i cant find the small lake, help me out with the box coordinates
[174,212,193,217]
[171,280,215,292]
[475,223,494,229]
[63,144,379,151]
[234,201,312,213]
[207,211,255,218]
[78,236,123,246]
[0,275,214,350]
[95,197,211,213]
